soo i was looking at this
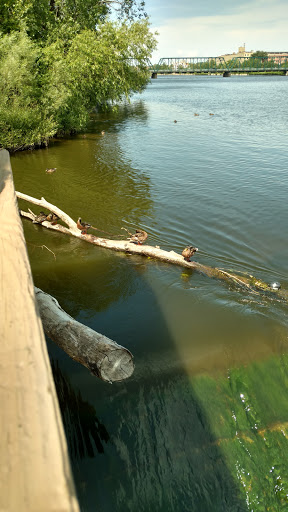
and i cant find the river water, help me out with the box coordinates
[12,75,288,511]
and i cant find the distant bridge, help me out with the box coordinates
[146,56,288,78]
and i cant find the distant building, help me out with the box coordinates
[216,45,253,63]
[267,52,288,63]
[216,46,288,64]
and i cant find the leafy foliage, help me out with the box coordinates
[0,0,147,38]
[251,51,269,59]
[0,0,157,151]
[0,32,57,150]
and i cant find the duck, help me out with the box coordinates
[194,113,199,116]
[209,113,214,116]
[182,246,198,262]
[33,211,47,224]
[101,131,105,135]
[45,168,57,173]
[128,229,148,245]
[46,213,59,225]
[174,120,177,123]
[77,217,91,234]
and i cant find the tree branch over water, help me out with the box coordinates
[17,191,287,302]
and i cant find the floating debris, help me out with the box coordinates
[270,282,281,290]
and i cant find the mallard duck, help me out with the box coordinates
[174,120,177,123]
[45,168,56,173]
[46,213,59,225]
[194,113,199,116]
[33,211,47,224]
[182,246,198,262]
[77,217,91,234]
[209,113,214,116]
[128,229,148,245]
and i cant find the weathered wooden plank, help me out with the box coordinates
[0,150,79,512]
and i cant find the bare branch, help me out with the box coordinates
[27,241,57,260]
[19,209,73,235]
[16,191,78,233]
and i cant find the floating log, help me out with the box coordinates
[17,191,287,301]
[0,150,79,512]
[35,287,134,383]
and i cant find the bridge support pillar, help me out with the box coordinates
[223,71,231,77]
[151,72,158,79]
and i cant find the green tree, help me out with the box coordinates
[0,32,57,150]
[43,20,157,133]
[0,0,157,150]
[0,0,146,40]
[251,51,268,59]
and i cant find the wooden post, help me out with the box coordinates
[0,150,79,512]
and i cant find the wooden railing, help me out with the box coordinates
[0,149,79,512]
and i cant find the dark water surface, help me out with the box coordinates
[12,75,288,511]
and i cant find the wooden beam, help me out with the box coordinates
[0,150,79,512]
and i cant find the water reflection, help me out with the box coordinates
[32,251,140,318]
[49,292,248,512]
[88,100,150,133]
[52,361,110,459]
[108,373,248,512]
[12,100,153,237]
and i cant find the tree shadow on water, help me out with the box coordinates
[51,360,109,459]
[49,265,249,512]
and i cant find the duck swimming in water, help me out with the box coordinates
[45,168,57,173]
[182,246,198,262]
[77,217,91,234]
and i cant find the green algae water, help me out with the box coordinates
[12,75,288,511]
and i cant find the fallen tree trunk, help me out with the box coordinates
[17,191,287,301]
[35,287,134,383]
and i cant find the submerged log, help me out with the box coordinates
[17,191,287,301]
[35,287,134,383]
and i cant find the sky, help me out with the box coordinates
[144,0,288,62]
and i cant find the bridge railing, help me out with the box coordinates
[0,149,79,512]
[147,56,288,74]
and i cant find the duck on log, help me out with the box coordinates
[17,191,287,301]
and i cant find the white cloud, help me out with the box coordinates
[150,0,288,62]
